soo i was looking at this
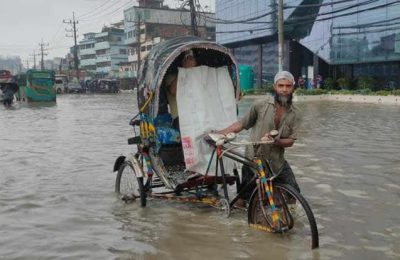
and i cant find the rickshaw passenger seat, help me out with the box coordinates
[154,113,181,145]
[154,113,173,127]
[157,127,181,144]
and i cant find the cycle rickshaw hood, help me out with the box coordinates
[137,36,240,118]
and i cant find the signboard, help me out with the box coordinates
[31,72,53,79]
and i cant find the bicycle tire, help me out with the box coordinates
[248,183,319,249]
[115,161,147,207]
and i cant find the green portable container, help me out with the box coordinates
[239,65,254,93]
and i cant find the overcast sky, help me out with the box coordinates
[0,0,215,63]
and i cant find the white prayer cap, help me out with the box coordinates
[274,71,295,85]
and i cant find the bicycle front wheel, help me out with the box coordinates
[248,183,319,249]
[115,161,146,207]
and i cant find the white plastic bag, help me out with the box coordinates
[177,66,237,174]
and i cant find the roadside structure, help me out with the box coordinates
[70,0,215,80]
[123,0,215,77]
[78,33,97,78]
[215,0,400,88]
[94,23,128,78]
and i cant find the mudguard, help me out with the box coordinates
[125,153,145,178]
[113,156,126,172]
[113,154,145,178]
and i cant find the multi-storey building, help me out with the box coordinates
[216,0,400,88]
[78,33,97,77]
[94,25,128,78]
[123,0,215,76]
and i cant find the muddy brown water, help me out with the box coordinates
[1,94,399,259]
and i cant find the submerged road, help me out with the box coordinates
[1,94,399,259]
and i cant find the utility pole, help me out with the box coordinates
[59,58,63,74]
[64,11,80,80]
[277,0,284,71]
[39,40,49,70]
[23,59,29,70]
[136,14,141,77]
[30,51,37,70]
[189,0,198,36]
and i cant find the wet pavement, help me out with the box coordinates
[1,94,399,259]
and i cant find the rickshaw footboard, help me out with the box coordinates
[176,174,236,190]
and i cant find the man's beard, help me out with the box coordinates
[275,93,293,107]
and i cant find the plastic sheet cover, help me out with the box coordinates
[177,65,237,174]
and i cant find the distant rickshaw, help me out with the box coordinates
[0,70,19,107]
[86,79,119,93]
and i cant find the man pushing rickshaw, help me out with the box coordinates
[113,36,319,249]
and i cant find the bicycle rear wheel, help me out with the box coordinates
[115,161,147,207]
[248,183,319,249]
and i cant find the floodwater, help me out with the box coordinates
[1,94,399,259]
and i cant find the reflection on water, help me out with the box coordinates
[1,95,400,259]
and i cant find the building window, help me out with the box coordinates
[96,49,107,55]
[120,49,127,55]
[97,61,111,68]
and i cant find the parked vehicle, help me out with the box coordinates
[88,79,119,93]
[67,78,83,93]
[55,75,68,94]
[99,79,119,93]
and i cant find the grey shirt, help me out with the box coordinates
[239,97,301,172]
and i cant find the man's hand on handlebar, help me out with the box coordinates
[205,132,237,146]
[261,130,279,143]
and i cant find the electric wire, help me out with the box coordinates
[79,0,132,22]
[77,0,112,19]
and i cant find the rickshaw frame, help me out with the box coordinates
[114,36,241,191]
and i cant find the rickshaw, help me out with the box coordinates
[113,36,319,249]
[0,70,18,107]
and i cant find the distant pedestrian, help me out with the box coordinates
[298,76,305,89]
[316,74,323,89]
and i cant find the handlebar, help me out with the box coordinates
[129,118,140,126]
[204,131,276,147]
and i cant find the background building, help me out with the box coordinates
[124,0,215,77]
[216,0,400,89]
[94,25,128,78]
[78,33,97,78]
[0,56,24,74]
